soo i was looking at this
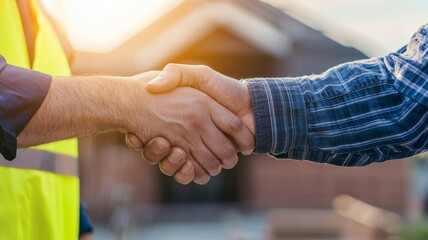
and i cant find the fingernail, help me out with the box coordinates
[147,75,164,86]
[125,134,140,151]
[242,149,254,156]
[125,135,133,148]
[168,152,182,164]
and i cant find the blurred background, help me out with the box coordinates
[40,0,428,239]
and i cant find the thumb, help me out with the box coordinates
[146,75,179,93]
[148,64,248,114]
[147,64,210,93]
[146,66,182,93]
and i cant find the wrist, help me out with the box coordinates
[116,78,148,133]
[53,75,141,134]
[121,71,162,135]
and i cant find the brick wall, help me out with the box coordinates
[239,154,410,214]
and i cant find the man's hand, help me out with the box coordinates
[127,64,255,184]
[126,73,254,185]
[126,135,195,184]
[149,65,255,135]
[18,70,252,185]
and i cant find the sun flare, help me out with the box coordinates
[41,0,183,53]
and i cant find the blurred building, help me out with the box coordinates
[74,0,410,223]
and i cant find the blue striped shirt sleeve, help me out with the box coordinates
[245,24,428,166]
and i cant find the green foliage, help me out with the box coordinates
[399,220,428,240]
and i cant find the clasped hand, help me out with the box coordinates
[127,65,255,185]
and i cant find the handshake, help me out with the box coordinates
[16,23,428,187]
[18,64,256,185]
[17,38,423,182]
[126,64,256,185]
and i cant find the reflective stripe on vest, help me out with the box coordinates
[0,0,79,239]
[0,149,78,177]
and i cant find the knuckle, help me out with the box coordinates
[188,114,205,129]
[229,116,243,131]
[221,144,236,159]
[194,65,213,86]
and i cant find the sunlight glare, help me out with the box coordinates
[42,0,183,53]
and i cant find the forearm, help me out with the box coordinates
[247,65,427,165]
[18,75,141,147]
[246,24,428,165]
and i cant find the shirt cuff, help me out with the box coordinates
[245,78,308,154]
[79,202,94,236]
[0,55,52,160]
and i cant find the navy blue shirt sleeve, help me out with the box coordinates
[0,54,52,160]
[79,202,94,236]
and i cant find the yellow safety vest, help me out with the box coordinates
[0,0,79,239]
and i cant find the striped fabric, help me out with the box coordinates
[246,24,428,166]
